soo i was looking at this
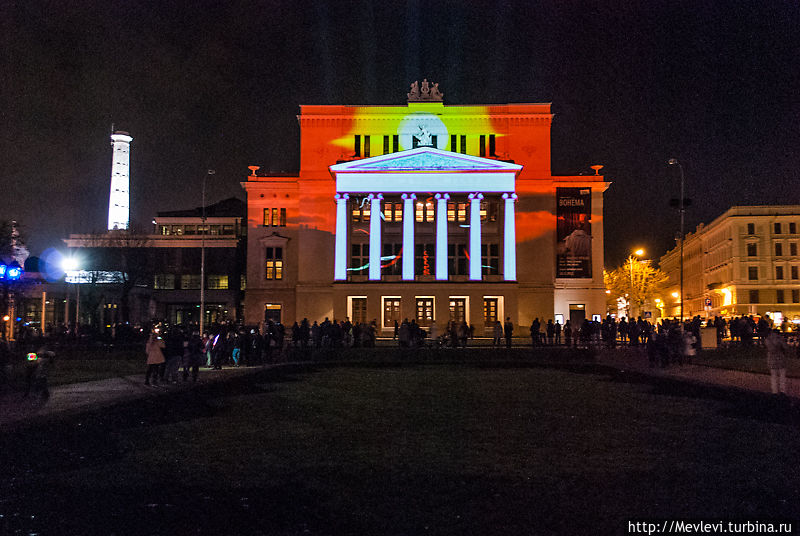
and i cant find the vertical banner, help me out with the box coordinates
[556,188,592,278]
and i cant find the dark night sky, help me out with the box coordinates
[2,1,799,266]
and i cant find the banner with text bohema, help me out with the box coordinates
[556,187,592,278]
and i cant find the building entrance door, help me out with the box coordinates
[569,304,586,326]
[264,303,282,324]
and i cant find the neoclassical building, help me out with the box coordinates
[242,83,608,333]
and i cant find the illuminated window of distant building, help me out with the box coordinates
[207,275,229,290]
[209,225,220,235]
[383,297,401,328]
[482,244,500,275]
[351,200,370,223]
[747,223,755,235]
[791,243,798,256]
[415,200,434,223]
[775,243,783,256]
[749,290,759,304]
[415,297,434,327]
[183,225,196,235]
[776,266,784,280]
[181,275,201,290]
[172,225,184,236]
[793,289,800,303]
[777,289,785,303]
[447,202,468,223]
[350,243,369,274]
[240,275,246,290]
[483,298,498,324]
[221,225,234,235]
[265,247,283,280]
[748,266,758,280]
[154,274,175,290]
[415,243,435,275]
[449,297,467,323]
[263,208,287,227]
[448,244,469,275]
[747,243,757,256]
[792,266,798,280]
[159,225,170,235]
[382,243,402,276]
[774,222,782,234]
[383,201,403,222]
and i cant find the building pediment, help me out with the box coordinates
[330,147,521,172]
[330,147,521,194]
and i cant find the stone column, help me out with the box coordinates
[469,192,484,281]
[435,193,450,281]
[334,193,349,281]
[401,193,416,280]
[369,193,383,281]
[502,193,518,281]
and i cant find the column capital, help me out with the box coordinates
[367,193,384,201]
[334,193,350,201]
[468,192,484,201]
[434,193,450,201]
[401,193,417,201]
[502,193,518,201]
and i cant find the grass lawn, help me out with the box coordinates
[5,347,144,386]
[1,362,799,535]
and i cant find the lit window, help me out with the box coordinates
[180,275,201,290]
[154,274,175,290]
[265,247,283,280]
[415,297,434,327]
[263,208,287,227]
[207,275,229,290]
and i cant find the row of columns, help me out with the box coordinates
[334,192,517,282]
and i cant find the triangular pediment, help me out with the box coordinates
[330,147,522,173]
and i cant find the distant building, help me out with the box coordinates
[242,83,608,332]
[660,205,800,324]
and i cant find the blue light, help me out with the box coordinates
[7,267,21,280]
[0,264,6,279]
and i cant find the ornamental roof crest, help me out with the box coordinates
[407,79,443,102]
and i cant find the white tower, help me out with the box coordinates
[107,131,133,230]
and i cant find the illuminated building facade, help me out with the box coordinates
[659,205,800,324]
[107,131,133,231]
[242,84,608,332]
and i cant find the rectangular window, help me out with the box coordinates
[450,134,457,152]
[415,243,435,276]
[776,243,783,256]
[383,135,390,154]
[393,135,399,152]
[207,275,229,290]
[415,201,434,223]
[748,266,758,280]
[350,243,369,274]
[480,201,498,222]
[431,135,437,148]
[154,274,175,290]
[382,243,402,276]
[354,135,361,157]
[351,297,367,324]
[351,200,370,223]
[483,298,498,324]
[791,243,798,256]
[790,222,797,234]
[489,134,496,156]
[747,243,757,256]
[479,135,486,157]
[793,289,799,303]
[364,135,370,158]
[415,297,434,327]
[747,223,755,235]
[774,222,782,234]
[383,298,401,328]
[448,244,469,275]
[749,290,759,304]
[184,225,196,235]
[449,298,467,323]
[159,225,170,235]
[460,135,467,154]
[180,275,201,290]
[240,275,246,290]
[383,201,403,223]
[447,202,468,222]
[792,266,798,280]
[777,289,785,303]
[265,247,283,280]
[221,224,234,235]
[776,266,784,280]
[263,208,286,227]
[481,243,500,275]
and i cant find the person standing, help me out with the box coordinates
[145,331,166,386]
[493,320,503,347]
[504,317,513,349]
[765,328,790,395]
[183,330,204,382]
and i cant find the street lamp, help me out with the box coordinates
[200,169,215,336]
[628,248,645,318]
[668,158,685,321]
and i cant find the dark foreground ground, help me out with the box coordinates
[1,358,799,535]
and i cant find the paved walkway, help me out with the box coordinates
[1,350,796,429]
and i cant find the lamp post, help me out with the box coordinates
[200,169,215,336]
[668,159,685,321]
[628,248,645,318]
[62,256,80,335]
